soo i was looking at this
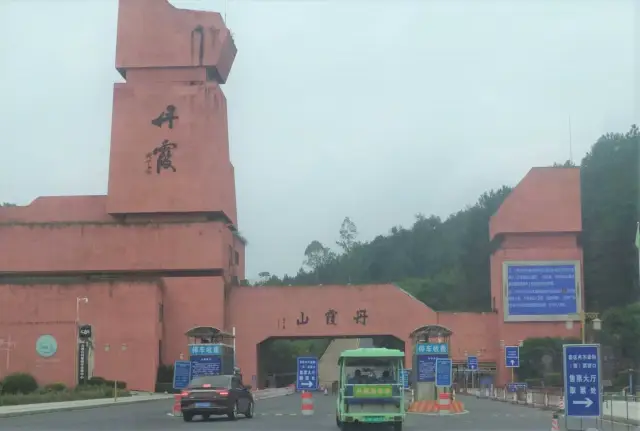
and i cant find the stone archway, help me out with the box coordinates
[228,284,439,386]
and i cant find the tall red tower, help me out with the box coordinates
[107,0,244,364]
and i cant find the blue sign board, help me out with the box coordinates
[435,358,453,388]
[505,262,579,319]
[190,355,222,379]
[506,382,527,392]
[563,344,601,418]
[296,357,318,391]
[400,370,409,389]
[173,360,192,389]
[417,354,448,382]
[416,343,448,354]
[505,346,520,368]
[189,344,220,356]
[467,355,478,371]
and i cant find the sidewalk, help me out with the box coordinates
[0,387,294,418]
[0,393,173,418]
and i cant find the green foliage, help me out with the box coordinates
[0,203,16,207]
[1,372,38,395]
[0,373,128,405]
[600,302,640,369]
[260,339,331,377]
[518,337,580,384]
[157,364,174,383]
[581,125,639,311]
[43,382,67,392]
[0,384,130,406]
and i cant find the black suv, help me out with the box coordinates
[180,375,255,422]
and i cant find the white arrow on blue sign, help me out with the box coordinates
[563,344,601,418]
[505,346,520,368]
[467,355,478,371]
[296,356,318,391]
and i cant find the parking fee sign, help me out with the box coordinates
[296,357,318,391]
[563,344,601,418]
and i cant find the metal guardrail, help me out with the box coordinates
[461,387,640,425]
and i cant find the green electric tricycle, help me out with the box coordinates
[336,348,405,430]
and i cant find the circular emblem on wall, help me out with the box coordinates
[35,335,58,358]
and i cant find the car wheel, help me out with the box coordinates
[245,401,254,418]
[336,415,342,428]
[227,401,239,420]
[202,414,210,421]
[182,413,193,422]
[393,422,403,431]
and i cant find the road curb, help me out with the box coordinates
[0,396,173,418]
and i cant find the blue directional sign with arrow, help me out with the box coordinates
[505,346,520,368]
[467,355,478,371]
[296,356,318,391]
[563,344,601,418]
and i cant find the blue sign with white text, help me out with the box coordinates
[296,357,318,391]
[173,360,192,389]
[507,382,527,392]
[417,354,448,382]
[189,344,221,356]
[506,263,578,317]
[563,344,601,418]
[467,355,478,371]
[190,355,222,379]
[400,370,409,389]
[416,343,448,354]
[435,358,453,387]
[505,346,520,368]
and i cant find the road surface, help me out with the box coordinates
[1,393,634,430]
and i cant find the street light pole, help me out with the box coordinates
[580,311,601,344]
[567,311,601,344]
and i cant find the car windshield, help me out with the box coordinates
[343,358,400,384]
[188,375,231,389]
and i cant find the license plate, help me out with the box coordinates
[363,416,385,423]
[195,402,211,408]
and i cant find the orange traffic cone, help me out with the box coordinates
[172,394,182,417]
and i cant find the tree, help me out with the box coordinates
[336,217,359,253]
[581,125,639,310]
[303,240,335,272]
[1,203,16,207]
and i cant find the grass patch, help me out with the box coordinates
[0,385,131,406]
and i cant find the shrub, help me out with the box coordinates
[43,382,67,392]
[1,373,38,395]
[0,385,130,406]
[156,364,174,383]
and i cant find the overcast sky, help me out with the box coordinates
[0,0,636,280]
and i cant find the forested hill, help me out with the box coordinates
[258,126,638,313]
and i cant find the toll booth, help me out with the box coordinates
[410,325,453,402]
[185,326,236,379]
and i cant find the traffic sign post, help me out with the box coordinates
[467,355,478,389]
[296,356,318,391]
[467,355,478,371]
[435,358,453,388]
[505,346,519,383]
[563,344,601,418]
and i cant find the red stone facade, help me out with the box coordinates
[0,0,581,392]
